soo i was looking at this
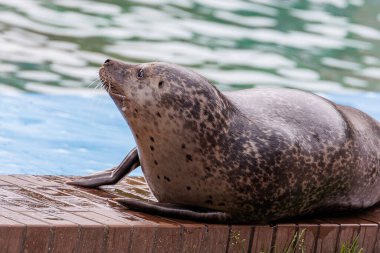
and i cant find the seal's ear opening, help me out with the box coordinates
[158,81,164,88]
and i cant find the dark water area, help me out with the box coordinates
[1,0,380,92]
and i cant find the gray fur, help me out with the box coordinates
[100,60,380,223]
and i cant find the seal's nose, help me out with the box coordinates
[104,59,111,64]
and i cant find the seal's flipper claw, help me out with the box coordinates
[115,198,230,223]
[67,148,140,188]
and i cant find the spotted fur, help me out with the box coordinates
[101,60,380,223]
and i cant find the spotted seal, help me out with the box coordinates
[68,59,380,224]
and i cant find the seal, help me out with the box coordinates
[68,59,380,224]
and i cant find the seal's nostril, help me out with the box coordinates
[104,59,111,64]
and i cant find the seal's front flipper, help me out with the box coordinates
[115,198,230,223]
[67,148,140,188]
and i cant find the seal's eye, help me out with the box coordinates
[137,69,144,79]
[158,81,164,88]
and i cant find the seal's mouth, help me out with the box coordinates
[99,65,125,100]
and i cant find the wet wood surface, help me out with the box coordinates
[0,175,378,253]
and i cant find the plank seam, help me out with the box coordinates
[17,224,27,253]
[312,224,320,253]
[102,225,109,253]
[224,225,232,253]
[247,225,255,253]
[334,224,342,253]
[270,225,277,253]
[74,224,84,253]
[47,226,55,253]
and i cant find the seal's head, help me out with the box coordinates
[99,59,236,127]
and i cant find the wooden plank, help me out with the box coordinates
[297,224,319,253]
[148,216,208,253]
[73,211,128,226]
[0,208,60,253]
[153,225,182,253]
[110,206,187,253]
[315,224,339,253]
[13,175,61,187]
[57,185,118,200]
[322,216,376,252]
[24,225,52,253]
[0,188,52,210]
[19,211,80,253]
[51,226,80,253]
[320,218,358,251]
[104,225,132,253]
[0,207,49,226]
[129,225,157,253]
[251,225,274,253]
[0,184,83,215]
[0,179,13,186]
[353,211,380,253]
[179,224,206,253]
[3,176,380,253]
[38,185,156,226]
[200,225,230,253]
[123,209,189,226]
[49,209,106,253]
[273,224,297,252]
[51,196,102,212]
[0,176,36,187]
[49,212,103,226]
[337,224,360,250]
[0,216,25,253]
[376,228,380,253]
[90,207,153,226]
[227,225,252,253]
[76,225,106,253]
[21,211,78,226]
[358,224,378,253]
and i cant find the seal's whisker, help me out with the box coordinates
[95,81,103,90]
[87,78,101,88]
[101,81,108,91]
[95,80,104,90]
[89,87,109,121]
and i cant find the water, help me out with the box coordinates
[0,94,136,175]
[0,92,379,175]
[2,0,380,92]
[0,0,380,175]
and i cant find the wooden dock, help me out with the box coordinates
[0,175,378,253]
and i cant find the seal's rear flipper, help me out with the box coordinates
[115,198,230,223]
[67,148,140,188]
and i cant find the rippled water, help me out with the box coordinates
[1,0,380,175]
[1,0,380,93]
[0,94,136,175]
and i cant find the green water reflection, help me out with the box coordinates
[1,0,380,92]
